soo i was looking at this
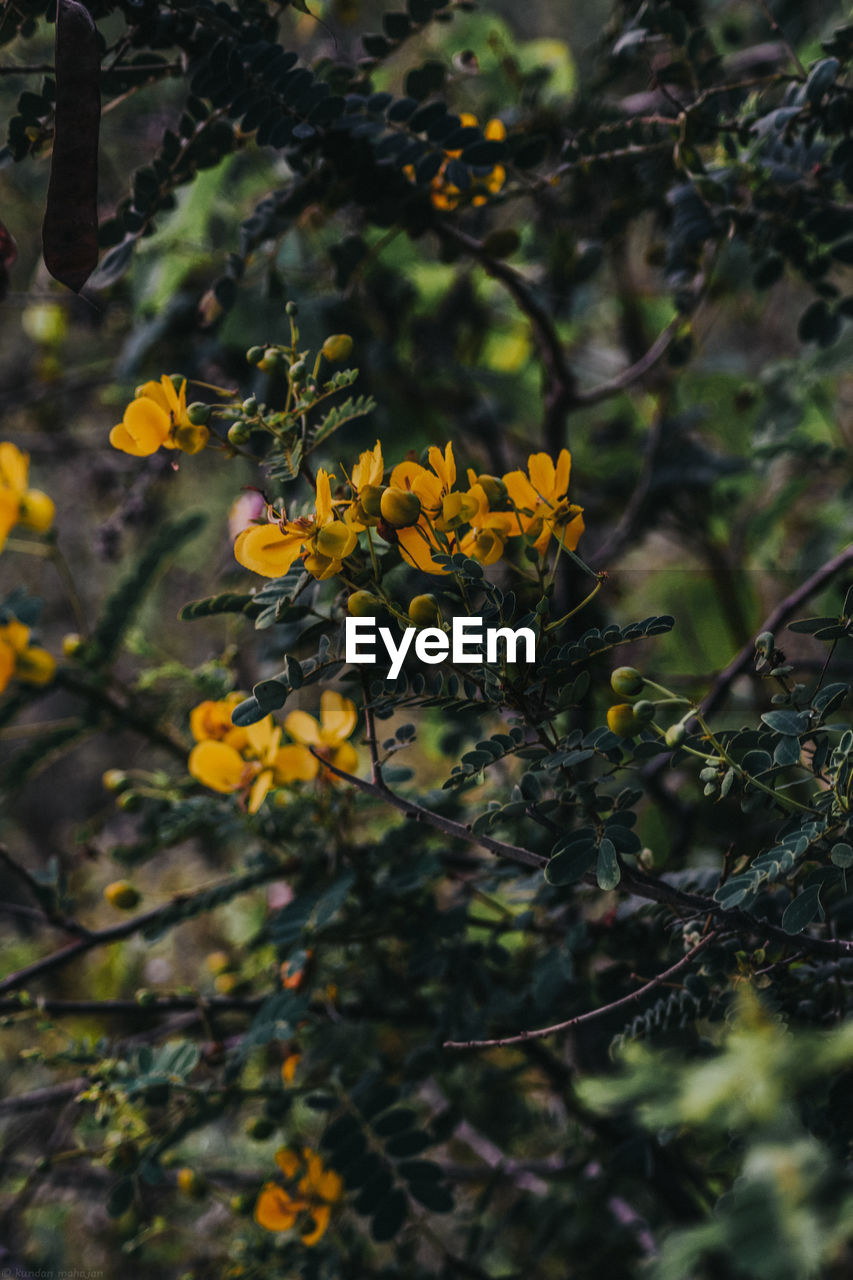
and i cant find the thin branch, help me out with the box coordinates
[443,932,717,1050]
[0,843,91,937]
[0,993,265,1018]
[700,541,853,722]
[311,751,547,872]
[575,318,681,408]
[0,861,294,997]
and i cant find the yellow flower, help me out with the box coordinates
[457,481,516,566]
[234,469,357,581]
[0,442,55,552]
[284,690,359,778]
[255,1146,343,1245]
[109,376,208,457]
[389,444,459,575]
[502,449,584,555]
[0,619,56,694]
[188,711,319,814]
[190,693,250,751]
[405,114,507,210]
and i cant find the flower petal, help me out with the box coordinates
[319,690,357,744]
[188,740,245,793]
[254,1183,299,1232]
[284,710,322,747]
[234,524,304,577]
[273,744,320,783]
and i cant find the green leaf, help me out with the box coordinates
[596,838,620,890]
[760,710,811,736]
[370,1187,408,1240]
[831,843,853,868]
[546,839,597,886]
[782,884,824,934]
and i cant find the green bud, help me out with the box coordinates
[246,345,265,364]
[664,723,687,748]
[408,594,440,627]
[633,700,656,723]
[227,422,252,446]
[168,373,185,392]
[285,301,298,316]
[321,333,354,363]
[258,350,284,373]
[380,486,422,529]
[241,396,258,416]
[116,791,142,812]
[360,484,385,518]
[476,474,508,507]
[348,590,382,617]
[610,666,644,698]
[288,360,307,382]
[186,402,211,426]
[755,631,775,653]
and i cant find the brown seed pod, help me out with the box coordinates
[42,0,101,292]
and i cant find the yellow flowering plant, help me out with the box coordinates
[254,1147,343,1245]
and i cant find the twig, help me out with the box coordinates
[0,861,294,997]
[443,932,717,1050]
[310,751,547,872]
[575,318,681,408]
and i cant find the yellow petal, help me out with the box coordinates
[188,740,245,793]
[0,442,29,494]
[15,645,56,686]
[315,469,334,524]
[502,469,539,512]
[527,453,557,503]
[135,380,171,414]
[273,744,319,783]
[319,690,357,744]
[427,441,455,492]
[315,519,357,560]
[234,524,305,577]
[284,709,322,747]
[0,638,16,693]
[115,398,170,455]
[396,521,448,575]
[329,741,359,775]
[0,487,20,550]
[245,715,278,760]
[485,118,506,140]
[248,768,274,813]
[554,448,572,497]
[18,489,54,533]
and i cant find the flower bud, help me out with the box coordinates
[288,360,307,382]
[606,704,641,739]
[246,345,264,364]
[610,666,644,698]
[18,489,55,533]
[168,373,185,393]
[102,769,129,792]
[476,474,508,507]
[176,1167,206,1198]
[348,590,382,617]
[227,422,252,446]
[242,397,258,416]
[380,487,422,529]
[285,301,298,316]
[321,333,354,363]
[62,632,84,658]
[116,791,142,812]
[186,402,211,426]
[258,350,283,373]
[755,631,775,654]
[245,1117,275,1140]
[664,723,687,748]
[173,423,209,455]
[359,484,385,518]
[632,699,656,723]
[205,950,231,976]
[104,880,141,910]
[230,1192,254,1215]
[408,594,440,626]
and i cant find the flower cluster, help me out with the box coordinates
[0,442,54,553]
[235,441,584,580]
[405,114,507,210]
[110,375,209,457]
[255,1147,343,1245]
[187,690,357,811]
[0,619,55,694]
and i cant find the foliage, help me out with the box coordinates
[3,0,853,1277]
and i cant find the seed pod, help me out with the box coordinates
[380,486,422,528]
[43,0,101,292]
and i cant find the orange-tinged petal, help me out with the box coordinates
[234,524,305,577]
[319,690,357,744]
[0,639,15,693]
[459,111,478,128]
[273,743,320,782]
[254,1183,300,1232]
[389,461,443,511]
[554,509,585,552]
[284,709,322,747]
[396,521,449,575]
[188,740,245,793]
[275,1148,302,1178]
[301,1203,331,1246]
[315,469,334,524]
[0,487,19,550]
[351,441,383,490]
